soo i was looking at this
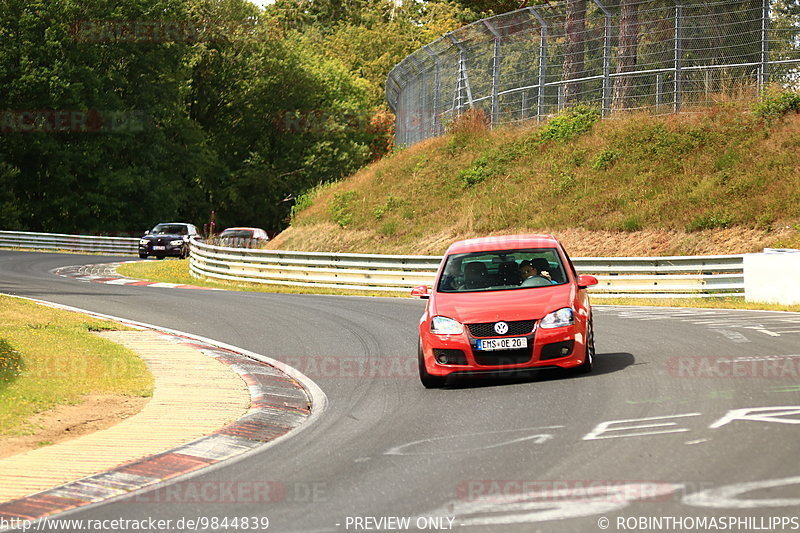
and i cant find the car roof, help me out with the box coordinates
[444,234,560,255]
[222,227,263,231]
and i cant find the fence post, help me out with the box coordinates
[410,55,427,143]
[593,0,613,117]
[656,72,663,109]
[424,45,442,136]
[521,91,528,121]
[760,0,770,89]
[673,0,683,113]
[449,33,474,114]
[528,6,548,121]
[484,20,502,127]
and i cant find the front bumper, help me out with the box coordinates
[420,322,586,378]
[139,241,186,256]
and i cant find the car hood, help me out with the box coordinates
[430,283,575,323]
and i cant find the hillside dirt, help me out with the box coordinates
[269,224,798,257]
[0,395,149,459]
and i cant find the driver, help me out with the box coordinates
[519,260,556,285]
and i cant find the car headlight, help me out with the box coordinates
[139,239,148,245]
[431,316,464,335]
[170,240,184,246]
[540,308,574,329]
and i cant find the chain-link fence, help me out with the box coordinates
[386,0,800,147]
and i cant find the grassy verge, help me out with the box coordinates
[116,259,400,298]
[0,295,153,435]
[116,260,800,313]
[594,296,800,313]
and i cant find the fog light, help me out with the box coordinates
[433,349,467,365]
[540,340,575,360]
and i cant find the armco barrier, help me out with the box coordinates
[0,230,138,255]
[189,239,745,298]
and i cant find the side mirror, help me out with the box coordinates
[411,285,430,299]
[577,275,599,289]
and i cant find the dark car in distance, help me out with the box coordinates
[138,223,199,259]
[218,227,269,248]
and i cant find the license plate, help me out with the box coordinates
[152,246,166,250]
[476,337,527,351]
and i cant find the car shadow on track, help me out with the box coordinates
[443,351,635,389]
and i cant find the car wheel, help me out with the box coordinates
[418,338,446,388]
[575,318,594,374]
[138,253,148,259]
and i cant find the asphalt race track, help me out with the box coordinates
[2,250,799,533]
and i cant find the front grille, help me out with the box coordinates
[433,349,468,365]
[467,320,536,338]
[473,347,532,366]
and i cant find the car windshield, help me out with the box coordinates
[152,224,188,235]
[221,230,254,238]
[436,248,568,293]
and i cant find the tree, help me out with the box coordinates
[613,0,640,109]
[563,0,587,104]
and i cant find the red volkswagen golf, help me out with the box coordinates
[412,235,599,388]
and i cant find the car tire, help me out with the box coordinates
[575,318,594,374]
[139,253,148,259]
[418,339,446,388]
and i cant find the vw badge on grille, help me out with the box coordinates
[494,321,509,335]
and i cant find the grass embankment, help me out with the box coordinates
[0,295,153,435]
[274,101,800,256]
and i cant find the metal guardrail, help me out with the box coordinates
[190,239,744,298]
[0,230,139,255]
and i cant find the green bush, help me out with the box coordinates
[373,195,403,219]
[329,191,357,227]
[622,216,643,232]
[458,155,491,188]
[291,182,331,222]
[686,212,734,232]
[540,105,601,142]
[753,88,800,121]
[551,172,576,194]
[592,149,619,170]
